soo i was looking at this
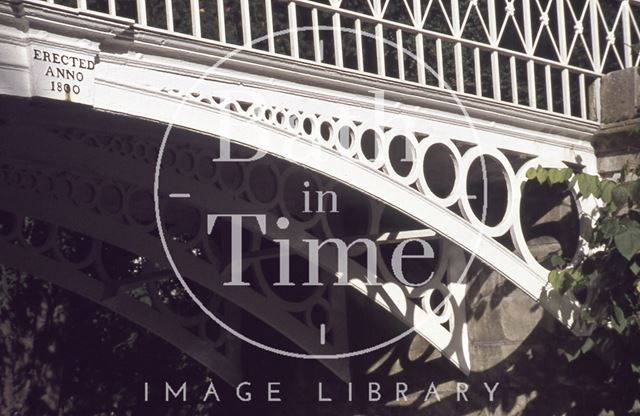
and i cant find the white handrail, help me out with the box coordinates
[34,0,640,122]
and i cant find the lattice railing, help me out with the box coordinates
[36,0,640,120]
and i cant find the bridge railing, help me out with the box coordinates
[36,0,640,121]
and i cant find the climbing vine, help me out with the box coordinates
[526,165,640,381]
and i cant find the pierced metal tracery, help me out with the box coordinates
[0,120,472,380]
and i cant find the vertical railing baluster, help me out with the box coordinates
[78,0,87,10]
[510,56,518,104]
[415,34,425,85]
[579,74,587,119]
[375,25,384,76]
[522,0,536,108]
[436,38,444,88]
[191,0,201,37]
[108,0,116,15]
[545,65,553,112]
[622,0,633,67]
[396,29,404,81]
[332,11,343,67]
[413,0,425,85]
[165,0,174,31]
[589,0,601,120]
[556,0,571,115]
[453,47,463,91]
[589,0,602,73]
[136,0,147,25]
[312,8,321,62]
[487,0,501,100]
[561,69,571,116]
[217,0,226,43]
[474,47,482,96]
[373,0,384,76]
[289,3,299,58]
[451,0,464,92]
[356,19,364,72]
[240,0,251,47]
[265,0,275,52]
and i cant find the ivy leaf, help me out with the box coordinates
[568,268,583,284]
[577,174,589,196]
[550,254,566,268]
[577,174,598,197]
[632,363,640,374]
[548,169,563,184]
[549,270,573,294]
[549,269,561,291]
[560,168,573,182]
[620,217,637,228]
[600,218,619,239]
[588,175,599,197]
[630,261,640,276]
[612,304,627,333]
[580,337,595,354]
[614,227,640,260]
[536,168,548,184]
[526,167,537,180]
[600,180,615,204]
[612,185,629,208]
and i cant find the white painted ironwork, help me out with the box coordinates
[0,0,613,375]
[0,120,467,376]
[88,68,593,335]
[26,0,640,121]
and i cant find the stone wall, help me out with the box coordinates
[592,67,640,177]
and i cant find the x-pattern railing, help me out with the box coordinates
[37,0,640,121]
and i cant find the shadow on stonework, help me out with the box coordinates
[348,263,638,415]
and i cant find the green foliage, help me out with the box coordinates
[526,164,640,390]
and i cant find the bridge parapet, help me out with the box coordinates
[7,0,640,122]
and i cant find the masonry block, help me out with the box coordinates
[592,68,640,176]
[599,67,640,124]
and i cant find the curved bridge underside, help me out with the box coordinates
[0,106,474,382]
[0,4,602,383]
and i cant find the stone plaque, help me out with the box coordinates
[30,45,95,105]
